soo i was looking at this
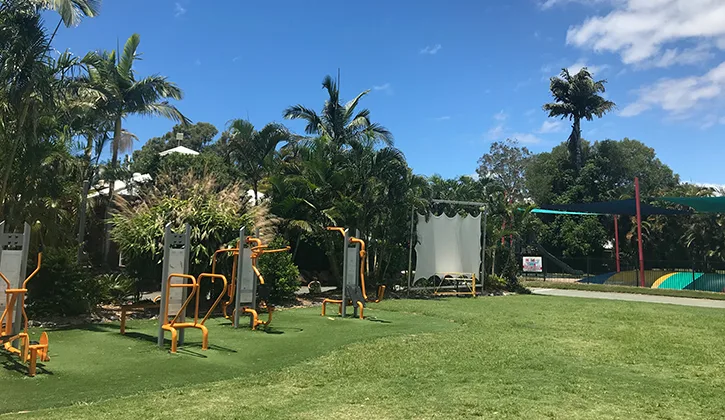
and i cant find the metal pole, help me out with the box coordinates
[613,215,621,273]
[157,224,172,348]
[634,177,645,288]
[481,206,488,296]
[234,227,245,329]
[77,180,90,264]
[341,229,350,317]
[431,199,487,207]
[406,205,415,298]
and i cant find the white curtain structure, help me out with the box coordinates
[413,212,481,284]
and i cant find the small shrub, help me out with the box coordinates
[26,247,101,317]
[501,248,530,294]
[257,237,301,304]
[95,273,137,305]
[484,274,507,291]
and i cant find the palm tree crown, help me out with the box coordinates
[31,0,100,27]
[283,75,393,148]
[543,68,615,170]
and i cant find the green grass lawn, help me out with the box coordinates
[3,296,725,419]
[522,279,725,300]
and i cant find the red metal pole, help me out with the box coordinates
[634,177,645,287]
[614,215,620,273]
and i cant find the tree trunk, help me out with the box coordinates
[48,18,63,46]
[103,117,122,263]
[253,180,259,205]
[0,102,31,217]
[568,117,582,171]
[76,134,95,263]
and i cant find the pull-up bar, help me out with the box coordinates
[432,199,487,207]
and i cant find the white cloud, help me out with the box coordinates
[373,83,393,95]
[486,124,505,140]
[174,2,186,17]
[524,109,537,117]
[566,0,725,67]
[420,44,442,55]
[568,59,608,75]
[540,0,613,10]
[434,116,451,121]
[620,61,725,117]
[232,56,241,63]
[511,132,543,144]
[538,119,566,133]
[646,45,714,68]
[493,110,508,121]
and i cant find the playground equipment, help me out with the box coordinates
[321,227,385,319]
[407,199,486,297]
[210,227,291,330]
[0,222,49,377]
[155,224,228,353]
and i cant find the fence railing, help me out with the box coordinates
[520,255,725,293]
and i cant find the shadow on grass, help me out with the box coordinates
[1,353,52,376]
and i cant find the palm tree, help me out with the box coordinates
[82,33,189,261]
[543,68,615,171]
[226,119,290,204]
[29,0,100,43]
[283,75,393,148]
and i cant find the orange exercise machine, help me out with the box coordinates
[0,222,49,376]
[154,223,228,353]
[211,227,291,330]
[321,227,385,319]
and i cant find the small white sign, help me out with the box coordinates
[522,256,543,273]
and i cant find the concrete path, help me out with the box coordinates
[531,288,725,309]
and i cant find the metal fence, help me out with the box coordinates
[521,254,725,293]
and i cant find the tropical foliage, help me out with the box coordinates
[543,68,615,170]
[4,0,725,315]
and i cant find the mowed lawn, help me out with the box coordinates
[3,295,725,419]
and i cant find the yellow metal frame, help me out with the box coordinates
[210,237,290,330]
[0,253,49,376]
[432,273,477,297]
[160,272,228,353]
[321,227,385,319]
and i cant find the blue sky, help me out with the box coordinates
[48,0,725,184]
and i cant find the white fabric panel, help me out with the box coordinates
[414,213,481,283]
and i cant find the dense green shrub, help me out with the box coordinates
[26,248,102,316]
[111,173,251,294]
[257,237,301,303]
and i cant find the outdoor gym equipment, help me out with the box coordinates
[211,227,291,330]
[155,223,228,353]
[321,227,384,319]
[0,221,49,377]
